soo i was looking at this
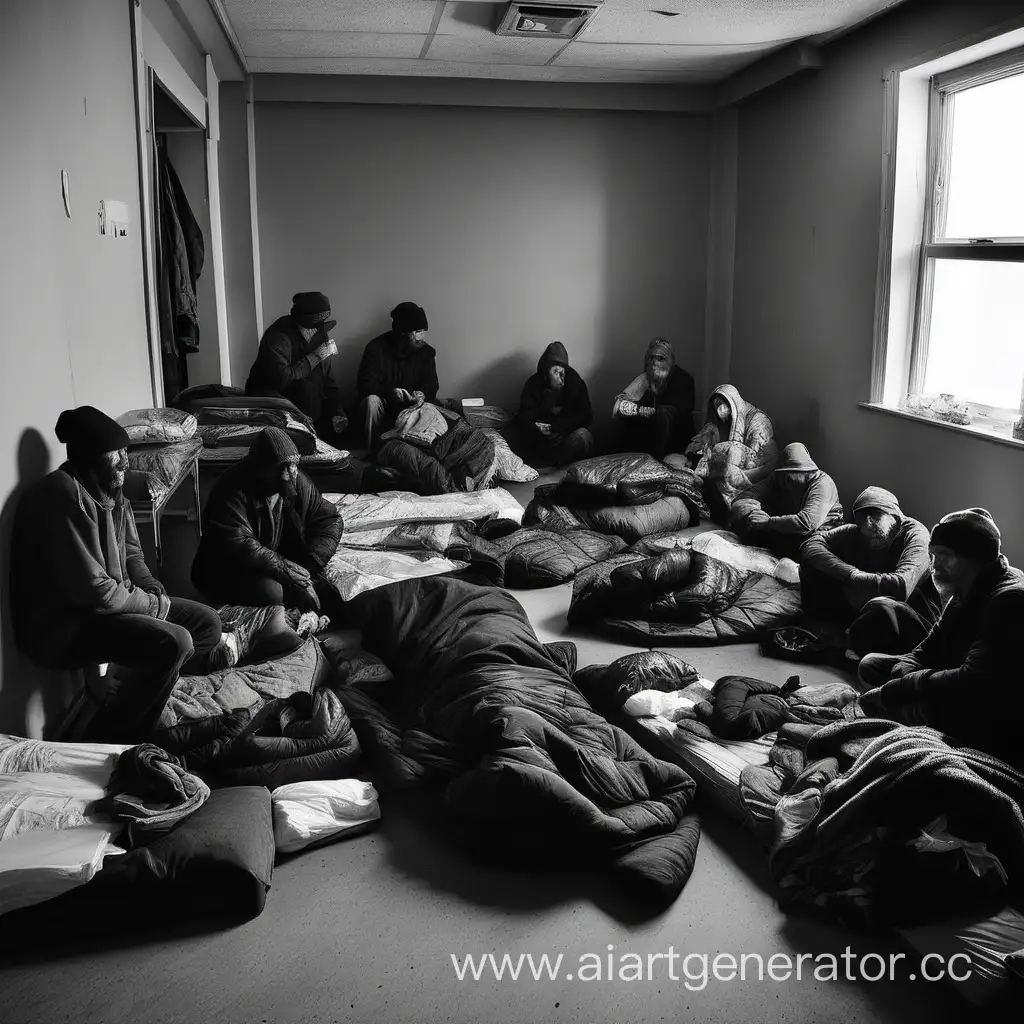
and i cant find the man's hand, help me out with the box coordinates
[410,390,426,407]
[282,559,313,589]
[155,592,172,621]
[392,388,414,405]
[618,400,639,418]
[314,338,338,363]
[331,414,347,433]
[535,422,552,437]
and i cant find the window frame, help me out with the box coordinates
[908,48,1024,421]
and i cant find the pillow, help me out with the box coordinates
[117,408,198,444]
[271,779,381,854]
[482,430,538,483]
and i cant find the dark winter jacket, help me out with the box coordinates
[10,465,165,668]
[357,332,439,403]
[877,556,1024,759]
[515,342,592,440]
[192,460,343,588]
[245,315,343,426]
[159,157,204,355]
[800,516,942,615]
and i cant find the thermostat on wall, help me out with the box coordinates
[98,199,130,237]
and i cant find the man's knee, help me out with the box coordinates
[570,428,595,457]
[362,395,385,419]
[858,652,899,690]
[149,620,194,670]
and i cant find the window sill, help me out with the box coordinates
[858,402,1024,451]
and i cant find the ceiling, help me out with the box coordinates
[218,0,909,83]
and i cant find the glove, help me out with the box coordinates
[618,400,639,417]
[313,338,338,363]
[331,414,348,433]
[637,404,656,418]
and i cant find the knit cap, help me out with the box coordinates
[391,301,428,334]
[247,427,300,469]
[55,406,130,462]
[930,508,1001,563]
[291,292,336,333]
[852,486,901,517]
[646,337,675,365]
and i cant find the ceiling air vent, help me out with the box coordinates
[495,2,601,41]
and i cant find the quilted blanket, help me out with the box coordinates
[336,576,701,906]
[568,531,802,644]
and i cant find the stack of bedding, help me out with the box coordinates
[118,407,203,504]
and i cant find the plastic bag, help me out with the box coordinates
[271,779,381,854]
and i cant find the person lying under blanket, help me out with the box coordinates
[339,575,702,906]
[729,442,844,559]
[10,406,222,743]
[192,427,343,613]
[504,341,595,468]
[612,338,696,460]
[799,486,945,657]
[858,508,1024,766]
[679,383,778,522]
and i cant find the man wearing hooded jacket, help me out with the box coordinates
[505,341,594,467]
[10,406,222,742]
[799,486,944,657]
[612,338,696,459]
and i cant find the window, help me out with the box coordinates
[873,36,1024,443]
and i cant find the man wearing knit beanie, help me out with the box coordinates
[192,427,343,612]
[612,337,696,459]
[246,291,348,441]
[799,485,943,657]
[9,406,222,742]
[357,301,440,446]
[858,507,1024,764]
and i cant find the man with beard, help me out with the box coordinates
[505,341,594,468]
[857,509,1024,763]
[612,337,696,459]
[191,427,343,612]
[246,291,348,441]
[358,301,440,447]
[799,486,944,657]
[10,406,222,741]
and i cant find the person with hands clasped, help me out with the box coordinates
[191,427,343,614]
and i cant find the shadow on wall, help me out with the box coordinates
[456,350,535,410]
[0,429,79,738]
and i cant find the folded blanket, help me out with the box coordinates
[95,744,209,841]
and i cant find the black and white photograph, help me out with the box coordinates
[0,1,1022,1022]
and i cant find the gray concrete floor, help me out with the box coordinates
[0,474,979,1024]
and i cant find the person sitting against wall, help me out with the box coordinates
[612,338,696,460]
[192,428,343,613]
[857,509,1024,764]
[10,407,222,743]
[357,302,440,448]
[729,442,843,559]
[503,341,594,468]
[245,291,348,441]
[799,486,945,658]
[680,384,779,522]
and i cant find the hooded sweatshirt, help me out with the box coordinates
[516,342,592,438]
[11,463,164,667]
[799,487,942,611]
[731,442,844,537]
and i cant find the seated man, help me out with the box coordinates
[10,407,221,742]
[192,427,343,611]
[799,486,944,656]
[729,442,843,559]
[245,291,347,441]
[504,341,594,468]
[612,338,695,460]
[358,301,439,447]
[859,509,1024,763]
[681,383,778,521]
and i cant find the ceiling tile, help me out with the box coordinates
[225,0,440,37]
[426,33,567,66]
[577,0,902,46]
[556,41,773,73]
[242,31,426,59]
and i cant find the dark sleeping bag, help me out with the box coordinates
[499,527,627,588]
[337,576,702,906]
[375,417,497,495]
